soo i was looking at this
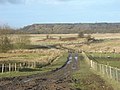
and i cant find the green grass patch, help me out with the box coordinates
[40,53,68,71]
[87,52,120,68]
[72,54,114,90]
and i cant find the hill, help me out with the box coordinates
[18,23,120,34]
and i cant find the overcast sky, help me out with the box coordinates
[0,0,120,28]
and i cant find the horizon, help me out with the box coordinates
[22,22,120,26]
[2,22,120,29]
[0,0,120,28]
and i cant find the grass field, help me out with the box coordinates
[1,33,120,77]
[0,33,120,89]
[0,52,68,78]
[91,33,120,39]
[9,33,120,51]
[0,49,62,63]
[9,34,85,45]
[59,34,120,53]
[87,52,120,68]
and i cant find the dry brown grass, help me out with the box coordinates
[61,33,120,53]
[82,33,120,53]
[9,34,80,45]
[91,33,120,39]
[8,33,120,53]
[0,49,63,63]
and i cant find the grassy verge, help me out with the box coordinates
[0,53,68,78]
[91,70,120,90]
[71,54,114,90]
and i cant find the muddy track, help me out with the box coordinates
[0,53,79,90]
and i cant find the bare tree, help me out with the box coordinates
[0,24,13,53]
[46,35,50,39]
[0,24,13,35]
[14,36,31,49]
[78,31,84,38]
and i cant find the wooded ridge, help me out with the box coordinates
[19,23,120,34]
[1,23,120,34]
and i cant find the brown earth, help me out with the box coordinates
[0,53,114,90]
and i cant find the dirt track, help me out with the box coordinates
[0,53,114,90]
[0,53,79,90]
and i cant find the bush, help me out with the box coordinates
[0,36,13,53]
[14,36,31,49]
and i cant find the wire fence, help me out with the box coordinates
[0,55,60,73]
[0,62,42,73]
[82,52,120,83]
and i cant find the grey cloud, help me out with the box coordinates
[0,0,74,4]
[0,0,25,4]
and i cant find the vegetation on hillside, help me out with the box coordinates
[19,23,120,34]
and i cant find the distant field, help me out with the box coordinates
[10,34,78,40]
[9,33,120,39]
[87,52,120,68]
[0,49,62,63]
[80,39,120,53]
[7,33,120,57]
[29,34,81,45]
[91,33,120,39]
[16,33,120,53]
[9,34,84,45]
[91,33,120,51]
[29,34,78,38]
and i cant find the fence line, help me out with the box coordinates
[82,52,120,83]
[0,62,37,73]
[0,55,61,73]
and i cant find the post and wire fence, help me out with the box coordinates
[0,62,41,73]
[0,55,61,73]
[82,52,120,83]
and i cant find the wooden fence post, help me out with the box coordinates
[23,62,25,68]
[9,63,11,72]
[105,65,108,77]
[103,64,105,75]
[34,62,36,68]
[98,64,100,72]
[115,68,118,82]
[19,63,21,68]
[102,64,104,74]
[2,64,4,73]
[32,62,34,68]
[99,64,101,73]
[15,63,17,71]
[109,66,112,79]
[28,62,31,68]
